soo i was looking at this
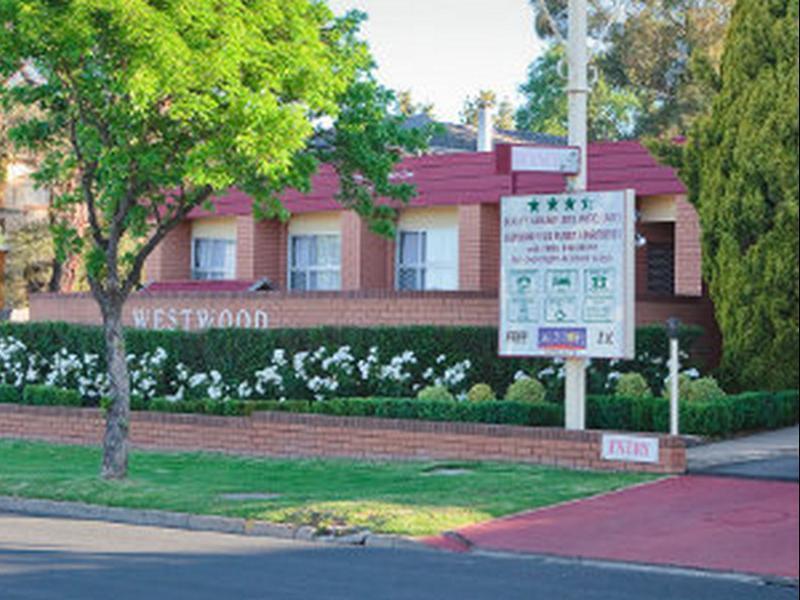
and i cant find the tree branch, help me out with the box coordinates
[68,116,107,251]
[121,184,213,297]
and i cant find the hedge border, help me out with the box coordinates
[2,384,797,438]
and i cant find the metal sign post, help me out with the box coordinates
[666,317,681,436]
[564,0,590,430]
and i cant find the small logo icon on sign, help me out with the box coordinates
[538,328,587,351]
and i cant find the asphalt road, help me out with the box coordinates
[0,513,795,600]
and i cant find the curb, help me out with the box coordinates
[465,546,800,589]
[0,495,428,551]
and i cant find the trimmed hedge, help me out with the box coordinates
[3,383,796,438]
[0,383,22,404]
[0,321,704,399]
[587,390,799,438]
[22,385,82,407]
[141,396,565,428]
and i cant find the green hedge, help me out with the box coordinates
[141,396,564,428]
[4,383,796,438]
[21,385,83,407]
[587,390,800,438]
[0,321,704,399]
[0,383,22,404]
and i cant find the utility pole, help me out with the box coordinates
[564,0,589,430]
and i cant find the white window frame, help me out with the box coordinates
[395,228,458,291]
[288,233,341,291]
[191,237,236,280]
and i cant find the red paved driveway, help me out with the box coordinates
[426,476,799,579]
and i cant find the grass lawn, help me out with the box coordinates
[0,439,659,537]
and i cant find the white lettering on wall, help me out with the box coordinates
[129,307,270,331]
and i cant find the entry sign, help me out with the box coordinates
[601,434,660,464]
[499,190,635,359]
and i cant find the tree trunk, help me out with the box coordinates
[100,300,130,479]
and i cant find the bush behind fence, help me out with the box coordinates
[0,321,704,400]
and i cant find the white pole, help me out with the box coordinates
[669,337,680,435]
[564,0,589,430]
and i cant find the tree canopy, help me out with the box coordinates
[682,0,799,390]
[0,0,432,478]
[525,0,733,138]
[515,45,641,140]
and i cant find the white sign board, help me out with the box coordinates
[499,190,635,359]
[510,146,580,174]
[601,434,660,464]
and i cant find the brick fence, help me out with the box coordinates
[28,288,720,363]
[0,404,686,474]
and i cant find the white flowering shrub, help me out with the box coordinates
[0,325,707,406]
[0,334,481,404]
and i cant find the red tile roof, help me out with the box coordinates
[189,140,684,219]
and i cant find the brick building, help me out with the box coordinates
[29,139,720,361]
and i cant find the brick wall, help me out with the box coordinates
[144,221,191,282]
[674,195,703,297]
[341,211,390,290]
[235,216,283,284]
[458,204,500,292]
[28,288,721,364]
[0,404,687,474]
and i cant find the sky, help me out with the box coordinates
[326,0,545,123]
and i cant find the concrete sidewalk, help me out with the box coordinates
[687,426,799,471]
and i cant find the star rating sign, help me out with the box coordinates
[528,199,540,213]
[565,197,576,210]
[547,197,559,211]
[581,197,593,211]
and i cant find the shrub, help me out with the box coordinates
[22,385,82,407]
[614,373,651,399]
[505,378,546,403]
[661,373,693,399]
[0,383,22,404]
[684,377,725,402]
[0,321,706,400]
[663,375,725,402]
[467,383,496,403]
[416,385,455,402]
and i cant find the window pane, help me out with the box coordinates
[314,270,340,291]
[316,235,340,266]
[426,266,457,290]
[291,237,310,268]
[427,228,457,264]
[193,238,235,280]
[400,231,422,265]
[290,271,307,291]
[398,267,422,290]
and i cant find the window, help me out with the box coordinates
[192,238,236,280]
[396,228,458,290]
[289,234,341,291]
[646,243,674,295]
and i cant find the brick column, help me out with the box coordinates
[340,211,389,290]
[674,195,703,297]
[235,215,283,286]
[459,204,500,292]
[144,221,191,282]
